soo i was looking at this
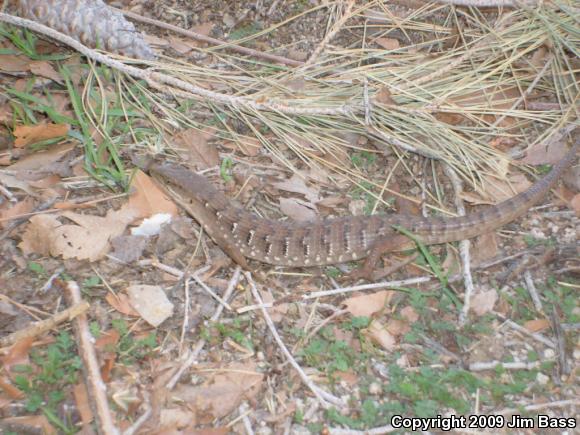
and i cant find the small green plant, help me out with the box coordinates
[13,332,81,433]
[27,261,46,277]
[111,319,157,364]
[215,319,254,351]
[220,157,234,182]
[229,23,262,42]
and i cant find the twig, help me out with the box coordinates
[498,399,579,416]
[245,272,345,409]
[550,307,570,376]
[40,267,64,293]
[190,273,232,311]
[113,7,303,67]
[166,266,241,390]
[329,425,396,434]
[122,393,151,435]
[0,13,354,117]
[469,360,547,371]
[443,163,474,326]
[238,402,255,435]
[304,276,430,299]
[0,301,89,348]
[497,314,555,348]
[492,55,553,128]
[0,197,56,241]
[179,278,191,356]
[303,0,355,67]
[523,270,543,312]
[432,0,537,7]
[62,280,118,435]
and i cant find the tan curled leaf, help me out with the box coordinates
[343,290,394,317]
[279,197,317,222]
[29,61,63,84]
[123,170,178,220]
[471,289,498,316]
[0,54,31,72]
[375,38,400,50]
[0,197,35,229]
[19,214,60,256]
[172,127,219,168]
[105,292,139,317]
[175,362,263,420]
[13,123,69,148]
[127,284,174,327]
[72,383,93,428]
[365,320,397,351]
[273,174,320,203]
[524,318,550,332]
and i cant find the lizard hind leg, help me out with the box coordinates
[346,234,411,281]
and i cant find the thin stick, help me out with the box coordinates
[63,280,118,435]
[469,360,548,371]
[0,13,354,117]
[443,163,474,326]
[113,8,302,67]
[432,0,537,7]
[303,276,430,299]
[303,0,355,67]
[0,301,89,348]
[498,399,579,416]
[245,272,345,409]
[166,266,241,390]
[329,424,396,434]
[523,270,543,312]
[497,314,555,348]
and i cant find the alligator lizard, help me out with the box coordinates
[141,138,577,279]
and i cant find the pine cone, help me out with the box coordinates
[14,0,155,60]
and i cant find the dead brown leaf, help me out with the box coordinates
[258,291,289,322]
[0,377,25,400]
[73,383,94,428]
[375,38,400,50]
[273,174,320,203]
[171,127,219,169]
[105,292,139,317]
[0,54,31,73]
[520,139,569,165]
[364,320,397,351]
[167,36,194,54]
[400,306,419,323]
[524,318,550,332]
[234,136,262,157]
[343,290,394,317]
[462,172,531,205]
[471,288,498,316]
[373,86,395,105]
[279,197,317,222]
[126,170,179,220]
[19,209,132,261]
[9,143,75,173]
[0,416,57,435]
[0,197,35,228]
[471,233,499,266]
[385,319,411,337]
[127,284,174,327]
[13,123,69,148]
[570,193,580,217]
[174,362,264,420]
[0,337,33,372]
[29,61,63,84]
